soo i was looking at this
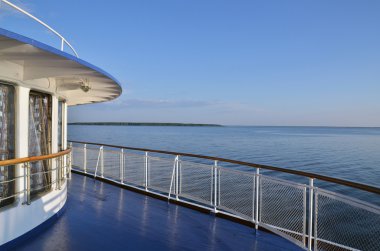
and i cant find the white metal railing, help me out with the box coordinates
[0,0,79,57]
[70,142,380,251]
[0,149,72,207]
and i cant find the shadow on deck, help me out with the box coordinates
[12,173,302,251]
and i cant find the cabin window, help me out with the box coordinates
[58,100,64,151]
[29,91,52,198]
[0,83,15,208]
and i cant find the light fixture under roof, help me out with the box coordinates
[80,79,91,92]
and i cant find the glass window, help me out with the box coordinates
[0,83,15,207]
[29,91,52,198]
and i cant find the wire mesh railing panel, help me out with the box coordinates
[314,189,380,251]
[103,150,121,180]
[148,156,174,193]
[123,153,145,186]
[179,160,213,205]
[86,147,100,175]
[218,167,254,221]
[72,146,84,171]
[259,175,306,247]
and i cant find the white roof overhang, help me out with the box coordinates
[0,28,122,105]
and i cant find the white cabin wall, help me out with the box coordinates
[0,61,23,81]
[52,96,58,154]
[63,102,68,149]
[14,85,30,204]
[0,184,67,246]
[0,81,68,246]
[24,78,53,92]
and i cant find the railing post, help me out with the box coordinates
[55,157,59,189]
[24,162,31,205]
[213,160,218,213]
[60,156,64,187]
[100,146,104,178]
[218,165,220,207]
[120,148,124,183]
[83,144,87,173]
[168,156,178,200]
[57,156,61,190]
[60,156,63,188]
[180,157,183,195]
[255,168,260,230]
[303,186,307,247]
[68,143,72,179]
[145,152,149,191]
[67,152,71,179]
[175,155,180,201]
[313,190,318,251]
[308,178,314,251]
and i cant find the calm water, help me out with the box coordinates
[68,125,380,204]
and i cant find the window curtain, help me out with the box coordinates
[29,92,52,196]
[0,83,15,207]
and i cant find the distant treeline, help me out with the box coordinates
[68,122,222,127]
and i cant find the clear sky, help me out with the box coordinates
[1,0,379,126]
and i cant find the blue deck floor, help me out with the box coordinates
[12,174,302,251]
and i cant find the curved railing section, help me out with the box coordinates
[0,0,79,57]
[69,141,380,251]
[0,148,72,206]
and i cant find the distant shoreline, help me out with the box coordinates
[67,123,380,128]
[68,122,222,127]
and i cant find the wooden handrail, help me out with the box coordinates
[69,140,380,195]
[0,148,71,166]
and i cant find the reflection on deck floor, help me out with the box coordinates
[13,174,302,251]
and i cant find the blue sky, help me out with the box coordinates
[1,0,379,126]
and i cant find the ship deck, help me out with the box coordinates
[12,173,302,251]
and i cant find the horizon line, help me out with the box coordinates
[68,122,380,128]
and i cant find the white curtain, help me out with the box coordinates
[0,83,15,207]
[29,92,52,195]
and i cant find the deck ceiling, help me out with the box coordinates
[0,28,122,105]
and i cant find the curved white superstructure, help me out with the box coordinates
[0,2,122,246]
[0,185,68,246]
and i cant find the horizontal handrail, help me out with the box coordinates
[1,0,79,57]
[0,148,71,166]
[70,140,380,195]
